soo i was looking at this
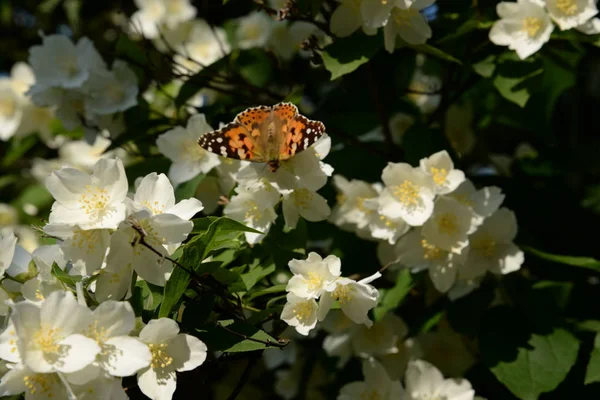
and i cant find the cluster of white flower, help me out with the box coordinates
[330,0,436,51]
[0,62,54,144]
[27,34,138,138]
[338,358,475,400]
[331,150,524,296]
[490,0,599,59]
[280,252,380,335]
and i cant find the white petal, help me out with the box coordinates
[102,336,152,376]
[169,334,207,372]
[140,318,180,344]
[137,366,177,400]
[166,198,204,220]
[55,334,101,373]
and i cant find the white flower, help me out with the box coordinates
[43,224,110,275]
[363,198,410,244]
[236,11,273,49]
[319,273,380,327]
[360,0,398,29]
[156,114,221,186]
[174,20,230,74]
[416,326,476,378]
[0,320,21,363]
[351,313,409,358]
[223,186,279,244]
[78,301,151,379]
[407,69,442,114]
[70,375,128,400]
[82,61,138,115]
[282,188,331,229]
[419,150,465,195]
[268,21,318,61]
[131,0,197,38]
[421,196,474,253]
[394,229,467,293]
[286,252,342,299]
[0,81,23,141]
[29,35,105,89]
[137,318,207,400]
[0,363,71,400]
[388,112,416,146]
[10,290,100,374]
[489,0,554,59]
[330,0,378,37]
[575,16,600,33]
[379,162,435,226]
[384,0,435,52]
[46,158,129,230]
[545,0,598,30]
[329,175,380,232]
[460,208,524,280]
[19,245,66,302]
[405,359,475,400]
[0,230,17,276]
[448,179,505,226]
[338,358,405,400]
[445,103,475,157]
[60,135,128,174]
[281,293,320,336]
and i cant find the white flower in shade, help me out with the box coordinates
[0,363,70,400]
[575,17,600,33]
[46,158,129,230]
[394,229,467,293]
[0,81,23,141]
[137,318,207,400]
[286,252,341,299]
[157,114,221,186]
[389,112,416,146]
[445,103,475,157]
[70,376,128,400]
[224,186,279,244]
[76,301,151,380]
[10,290,100,373]
[338,358,405,400]
[83,61,138,115]
[351,313,409,358]
[0,320,21,364]
[236,11,273,49]
[61,135,129,174]
[405,359,475,400]
[379,163,435,226]
[268,20,319,61]
[419,150,465,195]
[545,0,597,30]
[421,196,474,253]
[281,293,320,336]
[330,0,378,37]
[360,0,397,29]
[416,326,476,378]
[449,180,505,226]
[18,245,66,303]
[29,35,105,89]
[489,0,554,59]
[319,273,380,327]
[363,198,410,244]
[460,208,524,280]
[282,188,331,229]
[131,0,197,38]
[174,20,230,74]
[407,68,442,114]
[0,230,17,275]
[384,0,435,52]
[43,224,110,275]
[330,175,380,232]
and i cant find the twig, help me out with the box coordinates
[226,351,263,400]
[325,126,393,160]
[216,321,290,349]
[347,257,402,281]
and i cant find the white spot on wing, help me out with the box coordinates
[216,137,223,143]
[306,128,312,134]
[220,146,227,156]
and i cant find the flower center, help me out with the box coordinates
[244,24,262,41]
[393,181,420,207]
[7,329,18,355]
[361,390,383,400]
[23,373,60,396]
[556,0,578,15]
[332,283,351,304]
[293,189,313,208]
[379,214,395,227]
[149,343,174,369]
[182,139,206,161]
[473,237,496,257]
[79,186,110,215]
[141,200,166,215]
[166,0,184,13]
[522,17,542,37]
[450,193,472,207]
[86,320,109,348]
[59,57,79,78]
[72,228,100,254]
[392,8,419,26]
[292,301,314,322]
[33,325,63,354]
[306,271,324,292]
[356,197,373,214]
[437,213,458,235]
[430,167,448,185]
[421,239,443,260]
[244,201,262,222]
[336,193,347,204]
[0,98,16,117]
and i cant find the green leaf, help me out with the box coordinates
[174,174,205,202]
[2,136,37,167]
[472,54,497,78]
[373,269,413,321]
[241,259,276,291]
[492,53,543,107]
[523,246,600,272]
[406,44,462,65]
[182,292,215,330]
[321,31,382,80]
[197,319,279,353]
[246,284,287,301]
[51,263,81,287]
[585,333,600,385]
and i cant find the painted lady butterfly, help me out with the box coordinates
[197,102,326,172]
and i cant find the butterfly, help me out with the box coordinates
[197,102,326,172]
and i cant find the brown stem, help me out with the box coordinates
[216,321,290,349]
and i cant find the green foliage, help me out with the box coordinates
[321,31,382,80]
[585,333,600,385]
[197,319,278,353]
[373,269,413,322]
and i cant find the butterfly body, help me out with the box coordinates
[197,102,325,172]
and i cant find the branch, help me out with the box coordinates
[216,321,290,349]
